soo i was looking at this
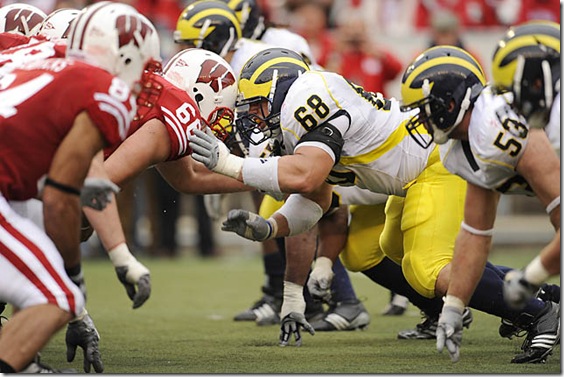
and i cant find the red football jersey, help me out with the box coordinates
[105,72,203,161]
[0,38,66,71]
[0,58,136,201]
[0,32,33,51]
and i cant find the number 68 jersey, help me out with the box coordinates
[280,70,433,197]
[439,87,533,195]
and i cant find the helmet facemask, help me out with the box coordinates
[235,95,281,146]
[134,60,164,122]
[513,53,560,128]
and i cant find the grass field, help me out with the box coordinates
[29,246,561,373]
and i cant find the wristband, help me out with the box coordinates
[265,218,278,239]
[108,243,135,266]
[546,196,560,214]
[216,152,244,180]
[45,177,81,196]
[281,281,306,319]
[460,221,494,237]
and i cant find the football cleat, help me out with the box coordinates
[397,307,473,340]
[20,354,76,373]
[512,301,560,364]
[382,292,409,316]
[310,300,370,331]
[234,294,282,325]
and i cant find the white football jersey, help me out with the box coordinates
[545,92,560,152]
[280,70,432,197]
[439,87,533,195]
[230,38,275,78]
[260,27,317,68]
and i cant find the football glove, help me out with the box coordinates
[108,244,151,309]
[307,257,334,303]
[203,194,225,221]
[81,178,120,211]
[436,305,463,363]
[221,209,276,241]
[279,312,315,347]
[189,128,243,179]
[66,310,103,373]
[503,269,540,309]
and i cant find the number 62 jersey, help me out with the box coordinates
[439,87,533,196]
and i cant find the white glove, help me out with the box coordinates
[221,209,277,241]
[189,128,243,179]
[203,194,225,221]
[279,281,314,347]
[503,269,540,309]
[81,178,120,211]
[436,305,464,362]
[108,244,151,309]
[307,257,334,303]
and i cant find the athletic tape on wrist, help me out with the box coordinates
[108,242,134,266]
[460,221,494,237]
[444,295,465,312]
[276,194,323,236]
[281,280,306,319]
[524,255,550,286]
[546,196,560,214]
[241,157,282,193]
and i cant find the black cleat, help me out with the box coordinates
[511,301,560,364]
[397,307,473,340]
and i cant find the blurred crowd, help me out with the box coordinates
[2,0,558,259]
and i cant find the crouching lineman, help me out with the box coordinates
[189,48,558,363]
[0,2,160,372]
[400,45,560,363]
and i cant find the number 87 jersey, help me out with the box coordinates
[439,87,533,195]
[0,58,136,201]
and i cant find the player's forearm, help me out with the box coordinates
[447,230,492,305]
[83,199,126,251]
[284,226,318,286]
[43,189,82,269]
[538,229,560,276]
[317,205,348,262]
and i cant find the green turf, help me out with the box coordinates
[34,246,560,373]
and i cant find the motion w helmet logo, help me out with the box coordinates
[115,14,152,49]
[197,59,236,93]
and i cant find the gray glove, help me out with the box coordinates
[221,209,275,241]
[66,311,104,373]
[503,269,540,309]
[279,312,315,347]
[436,306,463,362]
[115,267,151,309]
[204,194,225,221]
[81,178,120,211]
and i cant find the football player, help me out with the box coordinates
[189,48,559,361]
[0,2,160,372]
[176,0,371,329]
[490,21,561,310]
[400,45,560,363]
[0,3,45,49]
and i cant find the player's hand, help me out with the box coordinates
[221,209,275,241]
[436,305,463,362]
[307,257,334,303]
[81,178,120,211]
[279,313,315,347]
[109,244,151,309]
[503,269,540,309]
[66,310,104,373]
[204,194,225,221]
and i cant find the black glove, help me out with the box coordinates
[66,311,104,373]
[279,312,315,347]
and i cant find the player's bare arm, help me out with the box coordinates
[446,183,499,304]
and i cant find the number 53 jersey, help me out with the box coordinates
[439,87,533,195]
[279,70,434,197]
